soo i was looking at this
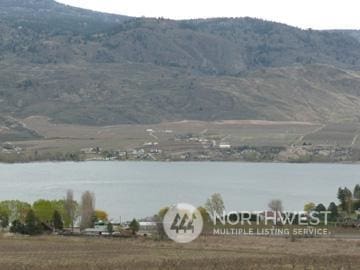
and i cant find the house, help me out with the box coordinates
[219,143,231,149]
[83,221,109,235]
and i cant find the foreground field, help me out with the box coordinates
[0,235,359,270]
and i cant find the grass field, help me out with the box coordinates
[0,235,359,269]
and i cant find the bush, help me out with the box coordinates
[10,220,25,234]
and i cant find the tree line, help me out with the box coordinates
[0,190,109,235]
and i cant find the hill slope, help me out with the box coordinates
[1,0,360,125]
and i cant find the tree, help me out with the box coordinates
[315,203,326,212]
[33,200,54,223]
[154,207,169,240]
[0,200,31,222]
[129,219,140,235]
[304,202,316,213]
[268,199,283,223]
[24,209,43,235]
[10,220,25,234]
[268,199,283,212]
[80,191,95,230]
[337,187,352,213]
[314,203,327,221]
[64,190,78,231]
[158,207,169,220]
[0,206,9,230]
[205,193,225,218]
[337,187,346,209]
[198,206,210,224]
[94,210,108,221]
[354,184,360,200]
[52,210,63,231]
[327,202,338,222]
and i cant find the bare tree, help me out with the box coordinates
[205,193,225,218]
[64,190,77,232]
[268,199,283,212]
[268,199,283,223]
[80,191,95,230]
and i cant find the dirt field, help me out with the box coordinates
[0,235,359,270]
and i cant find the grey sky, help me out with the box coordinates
[56,0,360,30]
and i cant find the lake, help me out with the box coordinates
[0,162,359,221]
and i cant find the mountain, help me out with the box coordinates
[0,0,127,34]
[337,30,360,42]
[1,0,360,125]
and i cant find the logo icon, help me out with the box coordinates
[163,203,203,243]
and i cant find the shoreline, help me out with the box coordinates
[1,159,360,165]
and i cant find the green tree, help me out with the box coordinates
[158,207,169,220]
[314,203,327,221]
[52,210,64,231]
[353,200,360,212]
[129,219,140,235]
[33,200,54,223]
[10,220,25,234]
[327,202,339,222]
[337,187,352,213]
[198,206,210,224]
[24,209,43,235]
[304,202,316,213]
[0,200,31,222]
[354,184,360,200]
[0,208,9,230]
[154,207,169,240]
[315,203,326,212]
[0,207,9,229]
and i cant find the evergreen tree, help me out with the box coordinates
[129,219,140,235]
[337,187,352,213]
[327,202,339,222]
[52,210,64,231]
[24,209,43,235]
[315,203,326,212]
[354,184,360,200]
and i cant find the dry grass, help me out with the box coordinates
[0,234,359,269]
[13,116,321,155]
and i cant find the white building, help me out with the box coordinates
[219,143,231,149]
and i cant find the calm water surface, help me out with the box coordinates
[0,162,359,221]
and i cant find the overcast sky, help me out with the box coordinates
[56,0,360,30]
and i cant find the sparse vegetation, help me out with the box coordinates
[1,2,360,127]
